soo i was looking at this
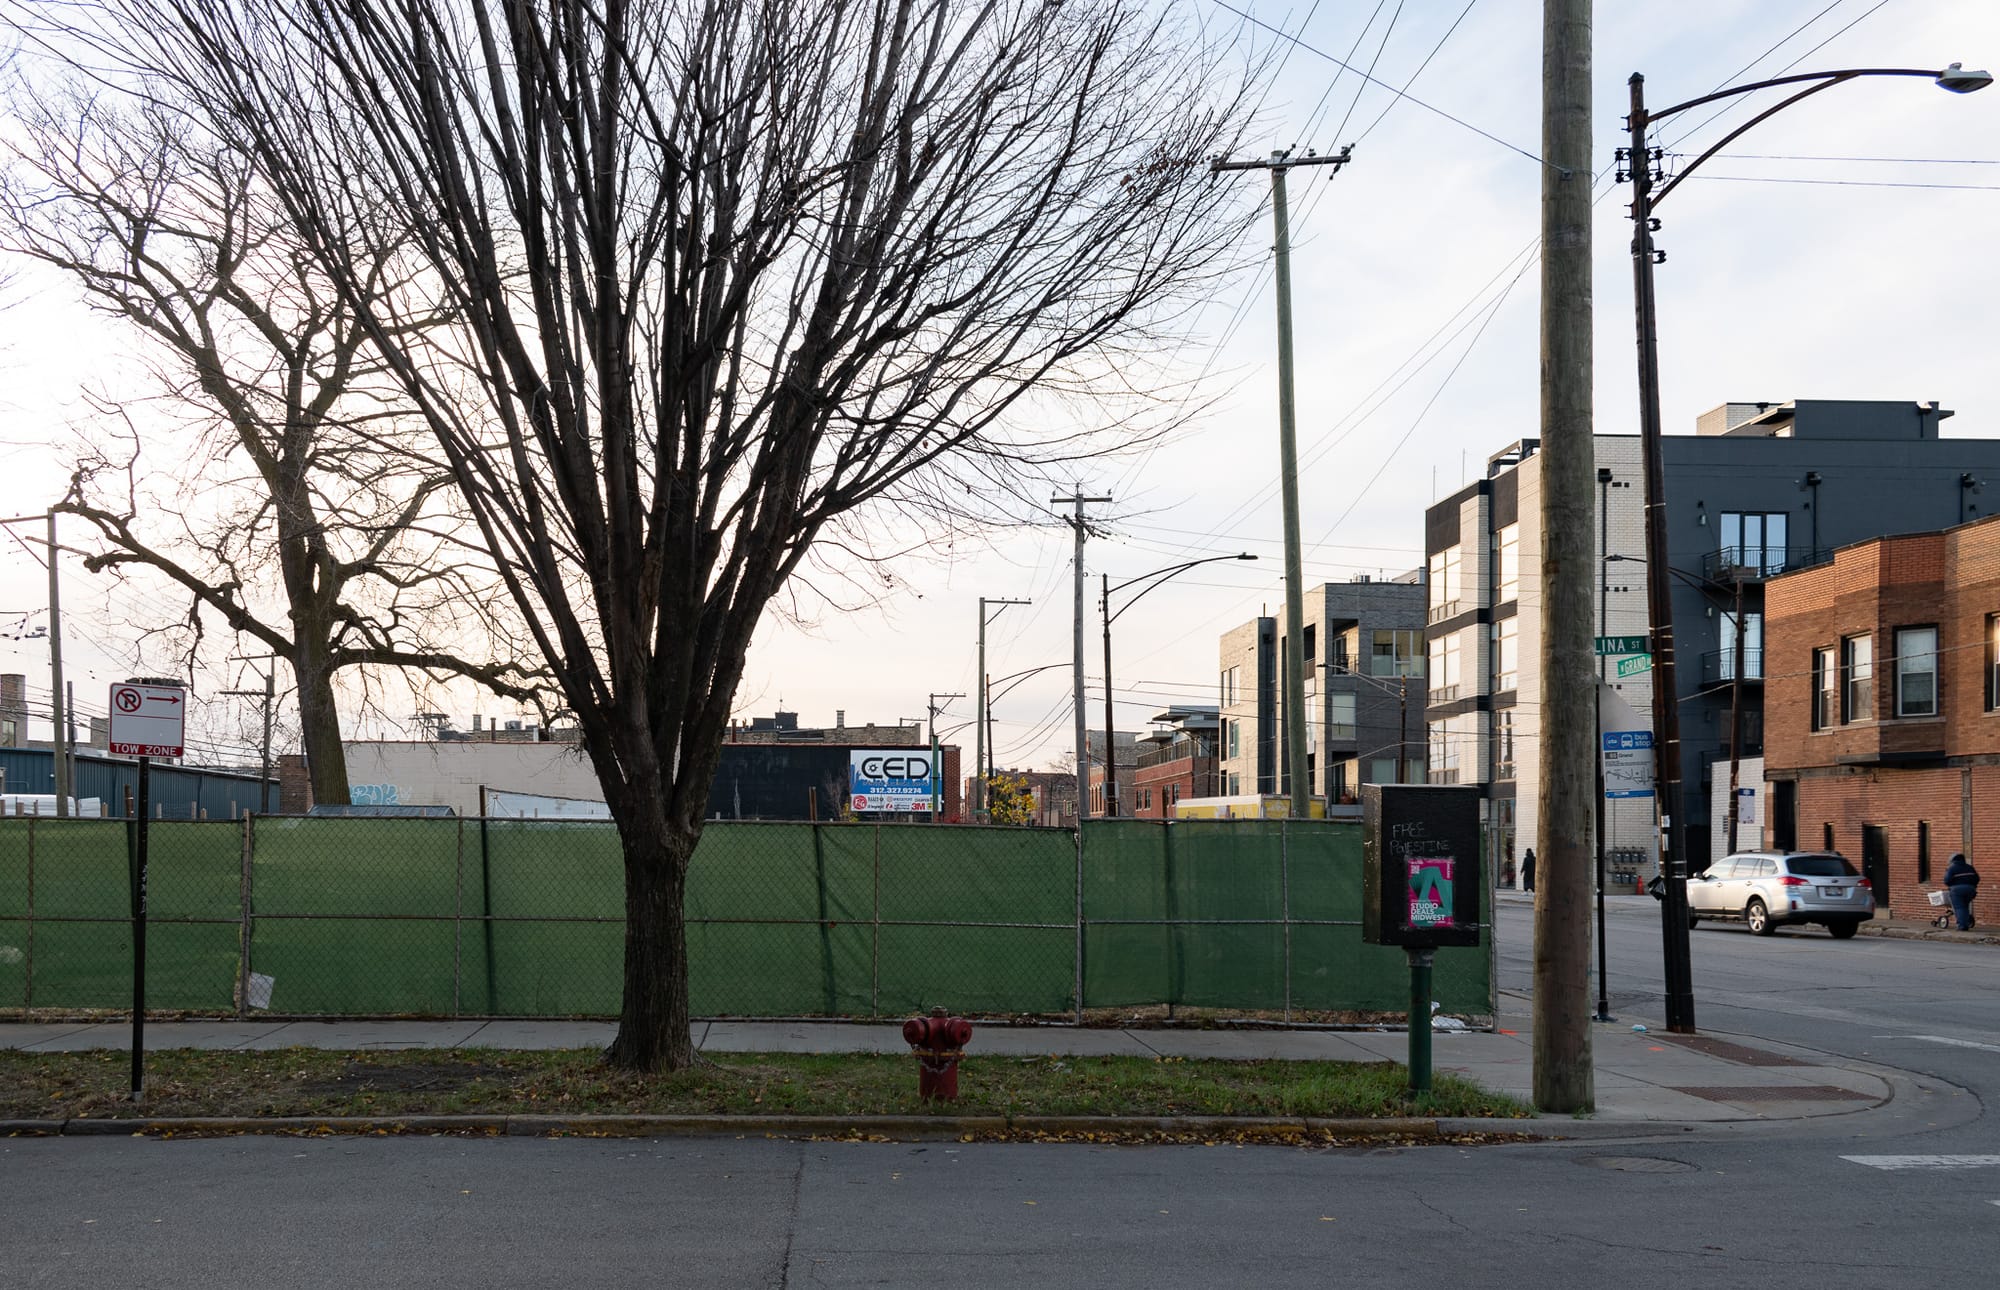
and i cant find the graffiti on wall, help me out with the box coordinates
[350,783,404,806]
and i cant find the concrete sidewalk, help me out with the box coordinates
[1,1001,1891,1125]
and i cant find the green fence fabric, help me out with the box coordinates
[0,816,1491,1021]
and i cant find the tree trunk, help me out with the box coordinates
[293,640,351,806]
[604,813,697,1071]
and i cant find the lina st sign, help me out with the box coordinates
[850,750,935,813]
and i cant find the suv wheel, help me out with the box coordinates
[1827,920,1860,940]
[1746,898,1774,936]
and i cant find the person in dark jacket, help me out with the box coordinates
[1522,847,1537,893]
[1944,853,1980,931]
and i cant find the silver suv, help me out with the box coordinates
[1687,850,1876,938]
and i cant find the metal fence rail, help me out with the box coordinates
[0,816,1492,1022]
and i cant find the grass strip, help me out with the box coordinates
[1,1048,1526,1122]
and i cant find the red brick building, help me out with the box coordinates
[1764,516,2000,915]
[1130,706,1221,820]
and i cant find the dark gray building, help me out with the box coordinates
[1426,398,2000,882]
[1218,574,1428,814]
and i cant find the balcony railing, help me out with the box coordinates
[1136,740,1213,770]
[1701,648,1764,685]
[1700,545,1831,583]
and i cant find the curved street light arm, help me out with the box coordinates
[1641,67,1950,126]
[1105,553,1257,626]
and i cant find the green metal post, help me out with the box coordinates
[1407,947,1434,1094]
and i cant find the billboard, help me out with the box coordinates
[849,749,935,813]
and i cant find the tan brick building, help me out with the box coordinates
[1764,515,2000,915]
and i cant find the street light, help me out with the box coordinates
[1620,60,1987,1034]
[1100,554,1257,816]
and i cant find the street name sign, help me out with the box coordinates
[1595,635,1648,656]
[1616,653,1654,678]
[108,682,186,757]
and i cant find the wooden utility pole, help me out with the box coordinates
[1210,147,1351,818]
[1534,0,1596,1113]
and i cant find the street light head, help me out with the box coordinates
[1235,552,1258,561]
[1936,63,1994,93]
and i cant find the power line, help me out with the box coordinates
[1207,0,1549,167]
[1685,174,2000,193]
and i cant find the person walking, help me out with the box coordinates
[1943,852,1980,931]
[1522,847,1537,893]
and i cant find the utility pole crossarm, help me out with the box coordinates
[1208,145,1353,174]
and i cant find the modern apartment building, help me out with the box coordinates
[1427,399,2000,886]
[1217,575,1428,813]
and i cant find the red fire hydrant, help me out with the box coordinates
[903,1006,974,1101]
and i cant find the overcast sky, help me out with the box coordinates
[3,1,1996,769]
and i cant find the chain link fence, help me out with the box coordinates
[0,816,1491,1022]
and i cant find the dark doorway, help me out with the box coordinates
[1862,824,1891,914]
[1773,780,1797,852]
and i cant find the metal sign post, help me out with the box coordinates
[127,756,150,1101]
[110,681,184,1102]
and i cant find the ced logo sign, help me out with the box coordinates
[858,755,928,780]
[850,749,935,813]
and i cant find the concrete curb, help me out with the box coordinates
[1858,922,2000,946]
[2,1112,1543,1143]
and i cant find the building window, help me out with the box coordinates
[1812,646,1836,731]
[1497,524,1520,603]
[1719,511,1790,575]
[1719,611,1763,681]
[1327,692,1356,739]
[1226,719,1239,759]
[1428,545,1462,619]
[1988,615,2000,712]
[1495,616,1519,692]
[1494,709,1515,780]
[1220,665,1239,708]
[1227,772,1240,795]
[1823,822,1835,851]
[1303,623,1316,662]
[1303,685,1317,754]
[1918,820,1931,884]
[1895,626,1938,718]
[1330,759,1351,803]
[1841,633,1873,723]
[1368,757,1398,784]
[1428,629,1463,700]
[1370,629,1424,678]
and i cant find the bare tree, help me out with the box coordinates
[69,0,1261,1069]
[0,92,548,802]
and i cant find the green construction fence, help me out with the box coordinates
[0,816,1491,1021]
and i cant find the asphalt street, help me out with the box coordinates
[4,898,1994,1288]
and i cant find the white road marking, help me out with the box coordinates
[1842,1155,2000,1171]
[1894,1035,2000,1054]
